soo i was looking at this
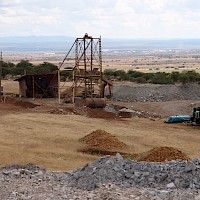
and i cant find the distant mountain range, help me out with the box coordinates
[1,36,200,52]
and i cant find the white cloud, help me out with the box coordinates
[0,0,200,38]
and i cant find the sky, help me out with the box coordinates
[1,0,200,39]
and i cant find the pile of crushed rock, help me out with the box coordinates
[67,154,200,191]
[113,83,200,102]
[104,104,161,118]
[1,156,200,199]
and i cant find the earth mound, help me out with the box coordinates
[6,97,38,108]
[75,107,120,120]
[79,129,127,151]
[137,146,190,162]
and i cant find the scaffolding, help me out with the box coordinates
[74,33,103,98]
[59,33,104,103]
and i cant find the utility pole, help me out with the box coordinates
[0,52,2,97]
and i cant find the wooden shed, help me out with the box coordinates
[14,72,58,98]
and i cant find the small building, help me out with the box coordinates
[14,72,58,98]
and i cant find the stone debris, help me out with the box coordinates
[104,104,161,118]
[49,108,75,115]
[113,83,200,102]
[1,157,200,199]
[67,155,200,191]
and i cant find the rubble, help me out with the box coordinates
[49,107,75,115]
[113,83,200,102]
[104,104,161,118]
[67,154,200,192]
[0,157,200,199]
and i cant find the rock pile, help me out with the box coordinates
[49,108,75,115]
[113,83,200,102]
[67,154,200,192]
[79,129,127,151]
[104,104,161,118]
[137,147,190,162]
[1,158,200,199]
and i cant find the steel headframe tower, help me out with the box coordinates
[74,33,103,99]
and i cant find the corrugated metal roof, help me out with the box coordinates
[14,72,58,82]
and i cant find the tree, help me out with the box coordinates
[185,70,200,82]
[104,69,116,77]
[2,62,15,78]
[14,60,34,75]
[171,72,180,82]
[151,72,172,84]
[36,62,58,73]
[179,73,189,84]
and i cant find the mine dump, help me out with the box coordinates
[1,34,200,199]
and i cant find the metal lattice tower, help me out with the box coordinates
[74,33,103,98]
[58,33,103,103]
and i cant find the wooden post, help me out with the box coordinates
[72,69,75,104]
[0,52,2,97]
[32,75,35,100]
[58,70,61,104]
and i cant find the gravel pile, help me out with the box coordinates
[1,157,200,199]
[104,104,161,118]
[67,154,200,191]
[49,108,75,115]
[113,83,200,102]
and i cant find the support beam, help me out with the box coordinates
[0,52,3,97]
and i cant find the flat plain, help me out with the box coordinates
[3,51,200,73]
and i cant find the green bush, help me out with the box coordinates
[103,68,200,84]
[2,62,15,78]
[150,72,173,84]
[35,62,58,73]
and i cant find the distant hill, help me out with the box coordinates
[0,36,75,53]
[1,36,200,52]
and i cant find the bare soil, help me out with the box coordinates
[79,129,128,150]
[0,80,200,171]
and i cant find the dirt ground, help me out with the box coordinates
[0,98,200,171]
[0,80,200,171]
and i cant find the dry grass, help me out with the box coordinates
[0,110,200,171]
[0,80,200,171]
